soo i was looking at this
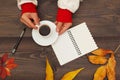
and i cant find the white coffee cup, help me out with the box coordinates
[32,20,58,46]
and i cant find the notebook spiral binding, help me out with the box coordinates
[67,30,81,55]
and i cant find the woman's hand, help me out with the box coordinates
[55,21,72,35]
[20,12,40,29]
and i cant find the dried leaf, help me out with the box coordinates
[5,68,11,76]
[88,55,107,64]
[106,54,116,80]
[0,67,7,79]
[1,53,8,63]
[93,66,106,80]
[61,68,84,80]
[6,64,18,70]
[0,53,18,79]
[45,58,54,80]
[92,49,113,56]
[6,58,18,69]
[5,58,14,64]
[91,49,116,80]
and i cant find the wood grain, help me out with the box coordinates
[0,0,120,37]
[0,0,120,80]
[0,37,120,80]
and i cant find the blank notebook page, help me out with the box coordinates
[52,22,98,65]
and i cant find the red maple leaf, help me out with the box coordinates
[0,53,18,79]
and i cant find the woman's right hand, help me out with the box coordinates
[20,12,40,29]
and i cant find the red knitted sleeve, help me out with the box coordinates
[56,8,72,23]
[21,3,37,14]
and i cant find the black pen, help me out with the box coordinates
[10,27,26,55]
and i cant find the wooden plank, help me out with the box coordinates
[0,37,120,80]
[0,0,120,37]
[0,0,120,79]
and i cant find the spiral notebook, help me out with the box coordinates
[52,22,98,65]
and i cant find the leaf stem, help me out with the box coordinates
[114,44,120,53]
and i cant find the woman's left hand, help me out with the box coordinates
[55,21,72,35]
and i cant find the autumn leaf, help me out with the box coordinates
[45,58,54,80]
[61,68,84,80]
[106,54,116,80]
[1,53,8,64]
[0,67,7,79]
[5,58,14,65]
[5,68,11,76]
[93,66,106,80]
[6,58,18,70]
[88,55,107,64]
[92,49,113,56]
[89,49,116,80]
[0,53,18,79]
[45,58,84,80]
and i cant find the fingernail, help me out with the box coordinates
[35,25,39,29]
[35,24,39,27]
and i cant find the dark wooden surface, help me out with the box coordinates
[0,0,120,80]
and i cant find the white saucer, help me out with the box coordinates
[32,20,58,46]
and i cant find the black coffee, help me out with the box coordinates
[39,25,50,36]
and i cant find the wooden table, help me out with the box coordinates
[0,0,120,80]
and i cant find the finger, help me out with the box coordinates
[21,18,38,29]
[33,16,40,25]
[23,16,38,29]
[54,21,57,25]
[56,22,63,33]
[59,23,72,35]
[20,18,32,28]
